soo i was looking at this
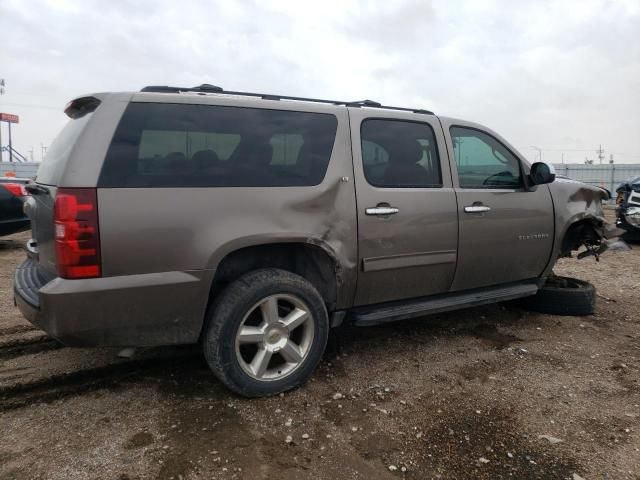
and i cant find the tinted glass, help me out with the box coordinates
[99,103,338,187]
[450,127,522,189]
[361,119,441,188]
[36,113,93,186]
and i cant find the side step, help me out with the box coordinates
[350,281,539,327]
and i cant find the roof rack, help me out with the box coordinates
[140,84,434,115]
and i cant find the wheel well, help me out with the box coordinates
[560,219,602,257]
[210,243,338,311]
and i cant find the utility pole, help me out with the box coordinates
[596,144,605,164]
[610,156,616,194]
[28,148,34,161]
[40,143,47,161]
[8,122,12,163]
[530,145,542,162]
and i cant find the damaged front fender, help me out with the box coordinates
[560,217,626,260]
[545,178,627,273]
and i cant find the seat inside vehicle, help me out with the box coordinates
[384,141,437,187]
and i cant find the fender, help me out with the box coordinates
[542,178,620,277]
[205,233,356,309]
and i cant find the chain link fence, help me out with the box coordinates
[0,162,39,178]
[553,164,640,202]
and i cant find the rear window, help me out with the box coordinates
[99,103,338,187]
[36,113,94,186]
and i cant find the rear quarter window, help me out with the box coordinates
[36,113,94,186]
[98,103,338,188]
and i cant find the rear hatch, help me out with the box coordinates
[25,97,100,277]
[24,184,58,276]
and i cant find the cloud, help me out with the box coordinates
[0,0,638,163]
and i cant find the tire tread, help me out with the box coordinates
[520,276,595,316]
[203,268,328,397]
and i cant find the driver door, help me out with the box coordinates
[440,120,554,291]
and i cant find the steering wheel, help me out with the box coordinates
[483,170,514,186]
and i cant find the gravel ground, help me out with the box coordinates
[0,226,639,480]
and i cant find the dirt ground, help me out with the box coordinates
[1,225,639,480]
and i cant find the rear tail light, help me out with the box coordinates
[3,183,28,197]
[54,188,101,279]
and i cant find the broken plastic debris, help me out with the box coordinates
[538,434,563,444]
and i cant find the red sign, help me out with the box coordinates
[0,113,19,123]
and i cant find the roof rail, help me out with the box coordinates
[139,85,434,115]
[346,99,382,107]
[141,84,223,94]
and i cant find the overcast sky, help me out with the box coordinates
[1,0,639,163]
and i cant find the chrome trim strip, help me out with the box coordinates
[362,250,457,272]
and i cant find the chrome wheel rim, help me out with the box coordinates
[234,294,315,381]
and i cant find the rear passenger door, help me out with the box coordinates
[350,109,458,306]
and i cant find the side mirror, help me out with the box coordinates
[530,162,556,185]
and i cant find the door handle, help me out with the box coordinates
[366,206,399,216]
[464,204,491,213]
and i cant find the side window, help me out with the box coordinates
[99,103,337,188]
[270,134,304,165]
[450,127,523,189]
[360,119,442,188]
[137,131,242,175]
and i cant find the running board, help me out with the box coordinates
[350,281,539,327]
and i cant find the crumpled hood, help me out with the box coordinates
[553,176,610,202]
[616,176,640,193]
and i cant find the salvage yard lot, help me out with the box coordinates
[0,230,639,480]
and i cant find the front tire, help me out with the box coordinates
[520,275,596,316]
[203,268,329,397]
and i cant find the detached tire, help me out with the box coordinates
[203,268,329,397]
[520,276,595,316]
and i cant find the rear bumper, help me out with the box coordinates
[14,257,211,347]
[14,257,52,326]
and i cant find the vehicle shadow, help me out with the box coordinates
[327,302,528,359]
[0,302,533,410]
[0,239,25,250]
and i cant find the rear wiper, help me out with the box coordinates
[25,184,50,195]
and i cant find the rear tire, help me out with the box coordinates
[203,268,329,397]
[520,276,596,316]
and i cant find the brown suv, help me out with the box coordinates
[14,85,616,397]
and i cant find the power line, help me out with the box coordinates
[518,146,640,158]
[610,152,640,158]
[596,144,605,164]
[0,102,60,111]
[519,146,597,152]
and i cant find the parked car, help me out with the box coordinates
[615,176,640,240]
[0,177,31,236]
[14,85,619,397]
